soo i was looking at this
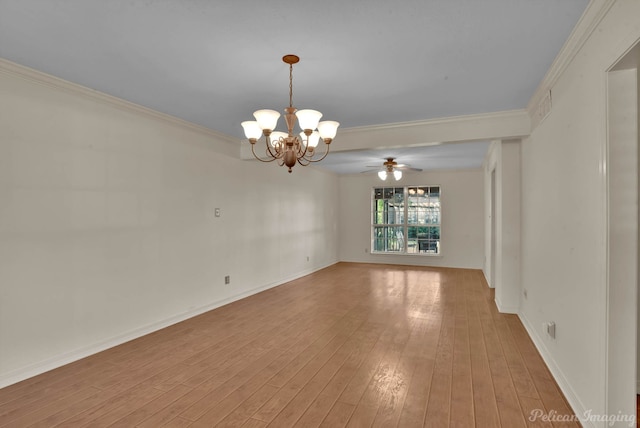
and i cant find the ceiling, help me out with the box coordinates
[0,0,589,174]
[321,142,492,175]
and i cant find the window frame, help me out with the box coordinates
[370,185,442,256]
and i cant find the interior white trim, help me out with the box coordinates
[0,261,337,389]
[338,109,530,134]
[335,109,531,151]
[0,58,239,151]
[527,0,617,127]
[242,109,531,159]
[494,297,518,315]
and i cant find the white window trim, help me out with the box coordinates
[370,185,442,256]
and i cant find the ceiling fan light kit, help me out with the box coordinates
[377,169,403,181]
[373,157,420,181]
[241,54,339,173]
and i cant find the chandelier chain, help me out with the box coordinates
[289,63,293,109]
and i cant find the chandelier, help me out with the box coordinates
[241,55,339,173]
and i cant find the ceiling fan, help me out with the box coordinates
[363,157,423,181]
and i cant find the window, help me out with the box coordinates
[372,186,441,254]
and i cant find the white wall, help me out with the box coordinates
[606,66,637,423]
[519,0,640,425]
[483,140,521,314]
[338,168,484,269]
[637,58,640,396]
[0,63,339,387]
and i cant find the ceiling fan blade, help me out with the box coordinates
[393,165,423,172]
[363,158,423,173]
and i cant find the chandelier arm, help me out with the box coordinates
[251,143,279,163]
[297,145,309,159]
[297,156,312,166]
[264,136,282,159]
[294,136,311,158]
[303,144,332,163]
[261,135,288,161]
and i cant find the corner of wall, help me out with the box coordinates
[494,296,518,314]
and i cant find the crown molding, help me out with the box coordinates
[338,109,529,135]
[240,109,530,159]
[334,109,530,153]
[0,57,238,147]
[526,0,617,126]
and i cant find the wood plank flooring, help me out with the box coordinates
[0,263,578,427]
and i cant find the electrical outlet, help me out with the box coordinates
[365,248,368,253]
[215,208,221,217]
[224,275,230,284]
[306,256,310,262]
[523,288,528,299]
[546,321,556,339]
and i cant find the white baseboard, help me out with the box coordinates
[0,261,337,389]
[482,269,495,288]
[518,312,595,428]
[494,296,518,314]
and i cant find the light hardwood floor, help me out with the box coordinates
[0,263,577,427]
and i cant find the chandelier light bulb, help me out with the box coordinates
[394,170,403,181]
[253,109,281,131]
[378,170,388,180]
[300,131,320,148]
[241,121,262,141]
[318,121,339,140]
[295,109,323,131]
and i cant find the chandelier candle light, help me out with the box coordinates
[241,54,339,173]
